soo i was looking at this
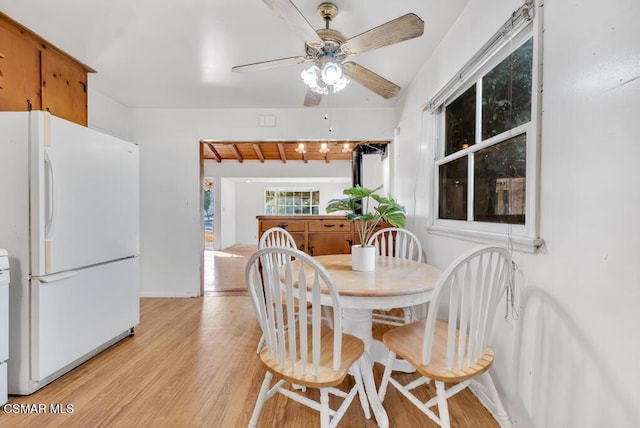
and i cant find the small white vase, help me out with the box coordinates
[351,245,376,272]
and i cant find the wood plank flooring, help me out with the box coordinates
[0,250,498,427]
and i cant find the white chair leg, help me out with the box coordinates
[435,381,451,428]
[351,362,371,419]
[249,372,273,427]
[359,354,389,428]
[320,388,330,428]
[255,334,265,354]
[481,371,512,427]
[378,351,396,402]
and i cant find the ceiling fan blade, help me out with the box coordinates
[232,56,309,73]
[342,61,400,99]
[304,89,322,107]
[263,0,323,45]
[341,13,424,56]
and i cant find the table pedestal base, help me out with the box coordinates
[342,308,416,373]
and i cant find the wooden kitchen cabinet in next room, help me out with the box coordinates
[257,216,392,257]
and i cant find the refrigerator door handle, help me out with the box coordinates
[44,148,54,237]
[36,270,78,284]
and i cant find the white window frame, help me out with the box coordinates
[427,1,544,253]
[264,187,320,215]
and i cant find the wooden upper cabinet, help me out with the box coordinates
[0,12,93,126]
[41,49,88,126]
[0,19,42,112]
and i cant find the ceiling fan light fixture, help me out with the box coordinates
[321,61,342,85]
[302,59,349,95]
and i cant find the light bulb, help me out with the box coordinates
[321,62,342,85]
[332,76,349,93]
[319,143,330,154]
[300,65,320,88]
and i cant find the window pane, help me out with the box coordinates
[482,38,533,140]
[264,189,320,215]
[474,134,526,224]
[445,85,476,155]
[439,156,468,220]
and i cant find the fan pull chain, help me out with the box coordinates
[325,91,334,133]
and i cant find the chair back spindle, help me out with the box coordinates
[368,227,423,262]
[421,246,512,371]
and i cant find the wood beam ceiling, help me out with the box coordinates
[201,141,389,163]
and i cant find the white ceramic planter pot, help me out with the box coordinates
[351,245,376,272]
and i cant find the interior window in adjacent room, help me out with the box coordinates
[265,188,320,215]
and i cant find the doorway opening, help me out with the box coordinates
[203,177,214,248]
[203,177,215,292]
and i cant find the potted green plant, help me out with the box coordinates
[326,185,406,271]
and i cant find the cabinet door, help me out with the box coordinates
[290,232,306,253]
[0,21,41,111]
[41,49,88,126]
[308,232,352,256]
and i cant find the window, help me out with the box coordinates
[439,37,532,226]
[265,188,320,215]
[428,3,542,252]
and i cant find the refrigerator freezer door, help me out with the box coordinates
[30,257,139,382]
[30,112,139,276]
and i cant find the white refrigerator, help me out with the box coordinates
[0,111,140,395]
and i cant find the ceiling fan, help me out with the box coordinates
[232,0,424,107]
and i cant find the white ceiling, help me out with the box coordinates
[1,0,469,109]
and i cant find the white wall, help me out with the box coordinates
[394,0,640,426]
[88,88,131,140]
[361,153,389,193]
[129,108,393,297]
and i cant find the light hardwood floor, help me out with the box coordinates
[0,250,498,427]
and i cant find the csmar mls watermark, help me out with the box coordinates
[3,403,74,414]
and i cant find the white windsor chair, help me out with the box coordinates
[246,247,373,428]
[378,245,513,428]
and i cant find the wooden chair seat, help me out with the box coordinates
[260,329,364,388]
[383,319,494,383]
